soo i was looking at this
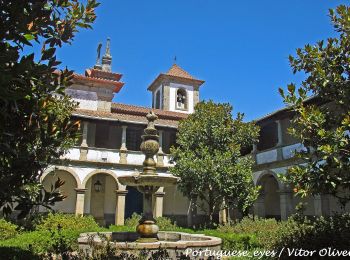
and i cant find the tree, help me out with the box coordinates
[0,0,99,217]
[170,101,260,223]
[279,5,350,207]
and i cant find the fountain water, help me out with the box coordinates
[78,111,221,258]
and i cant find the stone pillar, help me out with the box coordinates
[153,187,165,218]
[252,143,258,164]
[119,125,128,164]
[314,195,322,216]
[219,206,228,225]
[276,120,284,160]
[115,188,128,225]
[162,84,170,111]
[79,121,89,160]
[254,194,265,218]
[87,122,96,147]
[187,195,198,228]
[157,130,164,166]
[279,190,293,220]
[193,88,200,107]
[75,188,87,216]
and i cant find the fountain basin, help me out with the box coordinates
[118,173,179,187]
[78,231,222,259]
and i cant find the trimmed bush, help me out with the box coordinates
[124,213,177,230]
[217,216,282,249]
[35,212,100,232]
[202,229,258,251]
[0,246,40,260]
[272,214,350,257]
[0,218,19,240]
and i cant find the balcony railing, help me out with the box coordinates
[61,146,173,166]
[254,143,305,165]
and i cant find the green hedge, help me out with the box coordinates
[35,212,100,232]
[271,214,350,256]
[0,213,103,256]
[0,218,20,240]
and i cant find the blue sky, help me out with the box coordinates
[56,0,348,121]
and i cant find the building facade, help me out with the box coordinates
[42,40,348,226]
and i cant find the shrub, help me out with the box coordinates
[272,214,350,257]
[124,213,177,230]
[0,246,40,260]
[203,229,258,251]
[124,213,141,228]
[0,228,86,255]
[217,216,282,249]
[0,218,19,240]
[0,230,53,254]
[35,212,100,232]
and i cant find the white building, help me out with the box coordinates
[42,40,349,226]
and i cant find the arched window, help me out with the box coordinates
[176,88,187,110]
[155,90,161,109]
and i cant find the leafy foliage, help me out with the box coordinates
[0,218,19,240]
[0,213,102,255]
[279,5,350,206]
[35,212,100,232]
[271,214,350,257]
[170,101,260,222]
[0,0,99,217]
[123,213,178,230]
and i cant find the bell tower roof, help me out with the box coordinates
[147,63,204,91]
[166,64,194,79]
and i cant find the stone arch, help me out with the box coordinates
[176,88,187,110]
[256,170,282,219]
[82,169,119,226]
[41,166,80,214]
[42,166,82,189]
[82,169,119,188]
[255,170,284,191]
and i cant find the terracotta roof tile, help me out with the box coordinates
[72,73,124,93]
[147,64,205,91]
[166,64,194,79]
[73,108,181,128]
[111,103,188,120]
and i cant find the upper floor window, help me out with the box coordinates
[155,90,161,109]
[257,122,278,151]
[176,88,187,110]
[126,128,143,151]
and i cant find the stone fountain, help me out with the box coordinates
[118,111,178,242]
[78,112,221,258]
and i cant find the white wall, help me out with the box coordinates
[42,170,77,213]
[153,84,163,109]
[169,83,194,113]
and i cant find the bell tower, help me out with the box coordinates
[147,64,204,113]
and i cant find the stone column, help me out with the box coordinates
[276,120,284,160]
[314,195,322,216]
[119,125,128,164]
[279,190,293,220]
[187,195,198,228]
[219,202,228,225]
[79,121,89,160]
[75,188,87,216]
[115,188,128,225]
[157,130,164,166]
[153,187,165,218]
[252,143,258,164]
[162,84,170,111]
[254,194,265,218]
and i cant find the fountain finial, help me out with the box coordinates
[140,111,159,175]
